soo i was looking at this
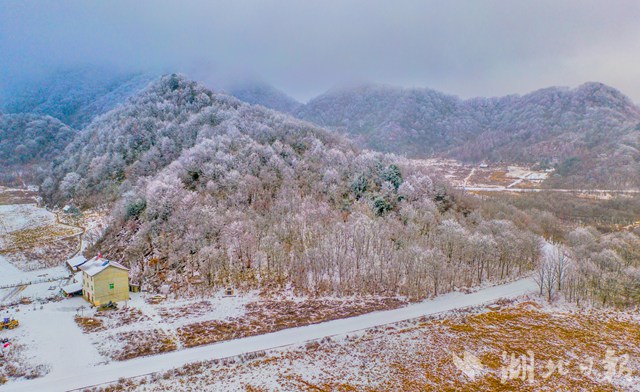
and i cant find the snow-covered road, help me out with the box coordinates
[3,277,538,392]
[458,186,640,194]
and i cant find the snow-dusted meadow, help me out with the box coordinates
[106,297,640,392]
[1,278,539,391]
[0,190,82,274]
[0,193,77,304]
[75,291,253,361]
[411,158,551,190]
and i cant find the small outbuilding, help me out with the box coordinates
[66,255,88,272]
[61,272,83,297]
[62,204,81,215]
[79,255,130,306]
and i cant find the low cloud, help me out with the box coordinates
[1,0,639,101]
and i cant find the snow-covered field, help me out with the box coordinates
[76,292,253,361]
[0,197,82,272]
[0,201,75,305]
[411,158,552,190]
[0,187,92,307]
[105,298,640,391]
[0,205,53,235]
[1,277,538,391]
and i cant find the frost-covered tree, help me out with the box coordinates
[43,75,545,300]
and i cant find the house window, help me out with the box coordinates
[109,283,114,289]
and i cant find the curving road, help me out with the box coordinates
[3,277,538,392]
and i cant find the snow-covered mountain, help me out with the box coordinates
[226,80,302,114]
[43,74,539,299]
[0,67,157,128]
[0,112,77,183]
[232,81,640,188]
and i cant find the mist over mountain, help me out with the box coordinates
[0,67,157,128]
[297,83,471,156]
[4,65,639,189]
[0,112,77,184]
[226,80,302,115]
[233,81,640,188]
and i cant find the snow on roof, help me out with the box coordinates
[66,255,88,269]
[62,272,83,294]
[79,256,129,277]
[61,282,82,295]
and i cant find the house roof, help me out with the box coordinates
[79,256,129,277]
[61,282,82,295]
[62,272,83,294]
[66,255,88,270]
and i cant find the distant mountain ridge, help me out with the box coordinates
[226,80,302,114]
[0,67,157,128]
[3,68,639,189]
[0,112,77,184]
[229,81,640,188]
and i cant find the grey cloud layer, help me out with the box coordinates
[1,0,639,101]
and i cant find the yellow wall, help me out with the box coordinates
[82,274,94,303]
[82,266,129,306]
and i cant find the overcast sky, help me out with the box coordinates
[1,0,640,102]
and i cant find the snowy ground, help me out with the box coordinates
[1,298,102,378]
[410,158,552,189]
[0,200,82,272]
[0,257,69,290]
[1,277,538,391]
[110,298,640,391]
[0,204,53,235]
[0,187,87,305]
[76,292,253,360]
[0,250,71,306]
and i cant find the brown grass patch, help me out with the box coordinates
[75,307,150,334]
[96,302,640,391]
[0,189,37,205]
[487,170,512,185]
[1,225,80,254]
[285,305,640,391]
[177,297,406,348]
[75,315,106,333]
[99,330,177,361]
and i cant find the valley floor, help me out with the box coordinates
[2,278,537,391]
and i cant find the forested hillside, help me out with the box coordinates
[44,75,542,299]
[227,80,302,114]
[236,82,640,188]
[297,84,472,156]
[0,112,77,184]
[7,66,638,189]
[0,67,156,128]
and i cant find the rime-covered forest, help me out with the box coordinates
[0,67,156,128]
[0,112,77,184]
[480,193,640,308]
[40,75,542,299]
[2,73,639,307]
[252,82,640,188]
